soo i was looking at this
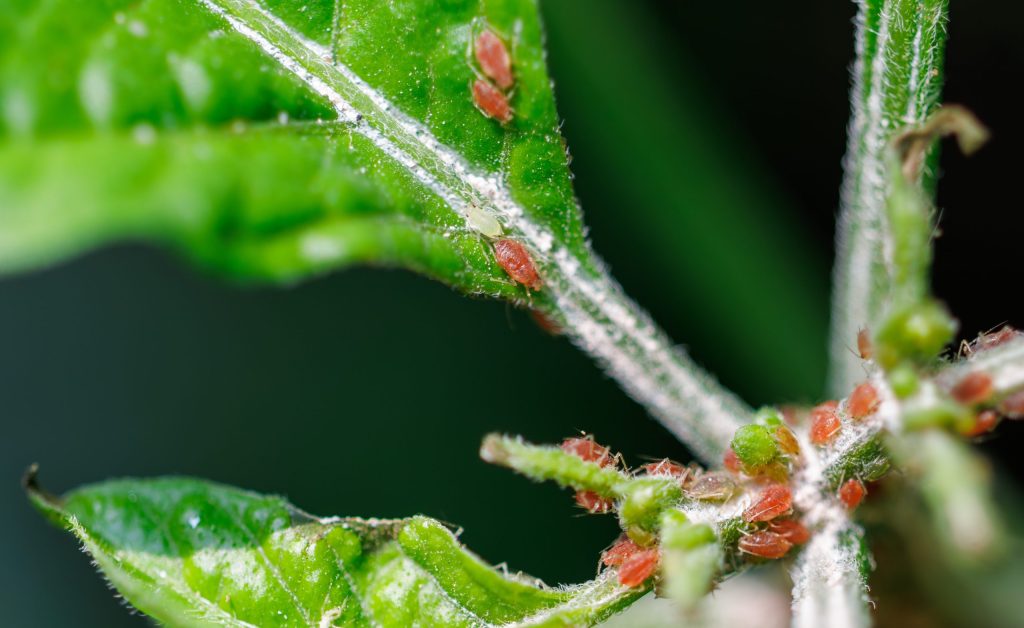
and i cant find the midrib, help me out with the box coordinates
[197,0,750,463]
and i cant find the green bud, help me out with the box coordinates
[876,300,957,368]
[618,478,682,532]
[659,510,722,609]
[730,424,779,469]
[889,364,920,398]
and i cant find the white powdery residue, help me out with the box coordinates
[301,233,345,262]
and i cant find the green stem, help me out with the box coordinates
[830,0,949,396]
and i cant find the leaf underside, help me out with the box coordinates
[0,0,584,301]
[28,474,643,627]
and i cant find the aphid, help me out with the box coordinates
[617,548,660,587]
[838,478,867,510]
[1000,390,1024,419]
[493,238,541,290]
[848,382,880,419]
[686,472,738,501]
[961,409,1000,438]
[738,531,792,559]
[474,29,514,90]
[768,519,811,545]
[575,490,614,513]
[743,484,793,522]
[472,79,513,123]
[774,425,800,456]
[810,401,841,445]
[464,204,503,238]
[561,436,614,467]
[857,328,874,360]
[723,447,742,473]
[530,310,563,335]
[969,326,1021,354]
[950,372,994,405]
[643,458,688,480]
[601,536,641,566]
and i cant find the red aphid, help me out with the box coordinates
[601,537,641,566]
[743,484,793,522]
[1000,390,1024,419]
[857,328,873,360]
[574,490,614,513]
[474,30,514,90]
[472,79,512,123]
[738,531,792,559]
[848,382,880,419]
[950,372,994,405]
[768,519,811,545]
[723,447,742,473]
[962,409,1000,438]
[971,326,1021,353]
[643,458,688,480]
[810,402,842,445]
[839,478,867,510]
[493,238,541,290]
[617,548,660,587]
[562,436,614,467]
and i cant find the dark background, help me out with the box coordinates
[2,1,1022,625]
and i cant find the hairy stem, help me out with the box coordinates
[200,0,750,463]
[830,0,949,396]
[790,520,872,628]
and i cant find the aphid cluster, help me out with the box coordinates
[557,430,818,585]
[471,28,515,123]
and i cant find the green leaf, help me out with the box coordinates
[27,471,644,627]
[0,0,752,462]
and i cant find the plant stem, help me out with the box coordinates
[830,0,949,396]
[200,0,751,464]
[790,520,872,628]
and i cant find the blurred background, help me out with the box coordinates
[2,0,1022,625]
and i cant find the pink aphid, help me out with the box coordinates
[472,79,512,123]
[601,537,641,567]
[474,30,514,90]
[562,436,614,468]
[857,328,874,360]
[493,238,540,289]
[575,490,614,514]
[723,447,742,473]
[738,531,792,559]
[961,409,1000,438]
[951,372,994,405]
[810,401,841,445]
[839,478,867,510]
[768,519,811,545]
[743,484,793,523]
[643,458,687,480]
[848,382,880,419]
[970,326,1021,353]
[617,548,659,587]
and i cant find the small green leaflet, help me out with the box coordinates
[27,471,645,627]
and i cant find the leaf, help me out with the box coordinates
[26,471,644,627]
[0,0,751,462]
